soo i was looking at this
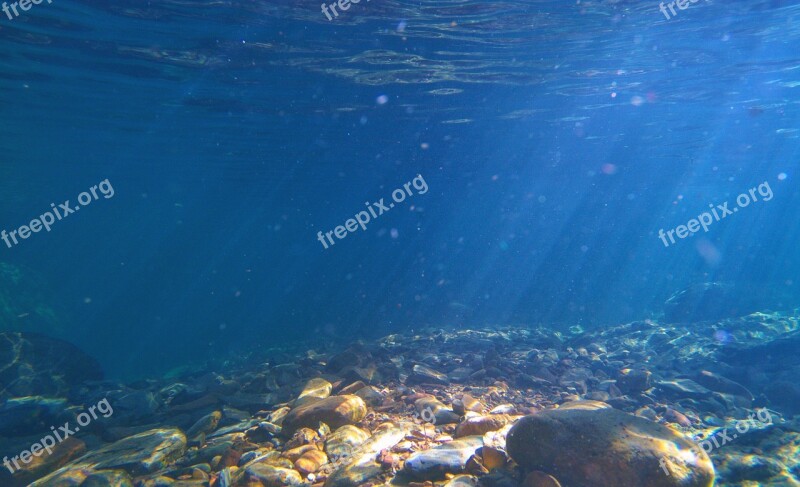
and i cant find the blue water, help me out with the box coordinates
[0,0,798,378]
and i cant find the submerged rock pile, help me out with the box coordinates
[2,310,800,486]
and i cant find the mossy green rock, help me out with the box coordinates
[506,405,714,487]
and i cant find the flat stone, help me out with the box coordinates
[657,379,713,400]
[31,428,187,484]
[407,364,449,385]
[403,436,483,480]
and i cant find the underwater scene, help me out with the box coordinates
[1,0,799,485]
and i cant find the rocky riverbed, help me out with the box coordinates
[2,309,800,486]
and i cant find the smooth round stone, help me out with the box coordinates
[245,464,304,486]
[325,425,370,461]
[455,414,512,438]
[294,449,329,475]
[282,395,367,435]
[506,406,714,487]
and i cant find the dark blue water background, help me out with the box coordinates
[0,0,798,378]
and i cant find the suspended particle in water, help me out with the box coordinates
[376,95,389,105]
[778,172,787,181]
[601,163,618,175]
[713,330,732,344]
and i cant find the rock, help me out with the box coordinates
[0,436,85,486]
[354,385,383,406]
[448,367,474,382]
[452,394,482,415]
[657,379,713,400]
[342,364,381,385]
[325,422,406,487]
[284,427,320,450]
[403,436,483,480]
[282,443,319,462]
[244,463,304,486]
[407,364,449,386]
[721,454,784,482]
[0,396,70,436]
[222,392,282,411]
[282,395,367,435]
[186,411,222,438]
[616,369,652,394]
[763,380,800,415]
[454,415,513,438]
[415,395,459,424]
[488,404,515,414]
[293,378,332,408]
[480,446,507,470]
[325,425,370,461]
[294,449,328,475]
[326,350,361,372]
[692,370,753,402]
[31,428,187,484]
[506,406,714,487]
[338,381,367,395]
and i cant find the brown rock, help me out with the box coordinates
[506,406,714,487]
[454,415,512,438]
[282,395,367,435]
[295,449,328,475]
